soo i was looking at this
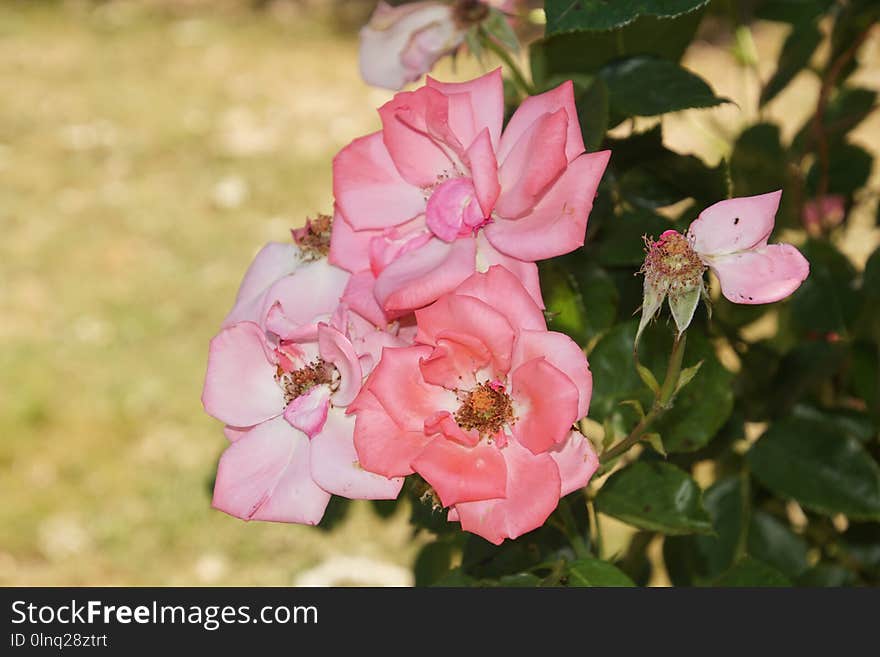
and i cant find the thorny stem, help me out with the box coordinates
[481,32,535,96]
[600,333,687,464]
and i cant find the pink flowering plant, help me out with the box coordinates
[202,1,880,587]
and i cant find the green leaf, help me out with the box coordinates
[790,405,875,444]
[566,557,636,587]
[619,167,689,210]
[747,511,809,579]
[806,141,873,196]
[747,418,880,521]
[675,360,703,395]
[755,0,833,24]
[534,4,706,87]
[713,557,792,587]
[790,239,858,336]
[643,432,666,457]
[545,0,710,35]
[636,362,660,395]
[414,541,455,587]
[730,123,786,198]
[595,461,713,535]
[797,563,859,587]
[432,568,477,586]
[594,208,671,267]
[497,573,543,587]
[538,257,618,346]
[577,77,609,151]
[760,20,822,106]
[664,476,747,584]
[590,322,733,453]
[600,56,728,119]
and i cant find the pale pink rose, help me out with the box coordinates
[350,266,598,544]
[687,190,810,304]
[360,1,468,91]
[332,69,610,323]
[801,194,845,236]
[203,248,406,525]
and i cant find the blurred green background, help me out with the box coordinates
[0,0,877,585]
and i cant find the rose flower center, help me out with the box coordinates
[642,230,705,287]
[454,381,515,436]
[276,358,335,405]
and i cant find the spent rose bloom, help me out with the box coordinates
[202,240,405,525]
[359,1,516,90]
[638,190,810,341]
[332,68,610,325]
[350,266,599,545]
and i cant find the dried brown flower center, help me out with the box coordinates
[292,214,333,260]
[642,230,705,287]
[276,358,334,405]
[453,0,490,27]
[454,381,515,436]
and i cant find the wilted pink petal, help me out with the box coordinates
[706,244,810,304]
[687,190,782,256]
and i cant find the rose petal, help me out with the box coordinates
[224,242,299,326]
[483,150,610,261]
[512,330,592,419]
[333,131,426,230]
[351,389,434,478]
[454,439,561,545]
[374,235,478,314]
[707,243,810,304]
[510,357,580,454]
[283,386,331,439]
[202,322,284,427]
[495,108,569,219]
[688,190,782,257]
[497,79,584,165]
[549,431,599,497]
[310,408,404,500]
[329,209,372,274]
[412,438,507,506]
[465,128,500,218]
[455,262,546,331]
[212,416,330,525]
[426,68,504,149]
[318,324,363,407]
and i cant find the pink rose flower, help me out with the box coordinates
[350,266,598,544]
[202,244,406,525]
[687,191,810,305]
[332,68,610,324]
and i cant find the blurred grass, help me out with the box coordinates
[0,0,423,585]
[0,1,877,585]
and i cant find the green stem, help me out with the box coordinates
[588,497,604,559]
[600,333,687,464]
[481,34,535,96]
